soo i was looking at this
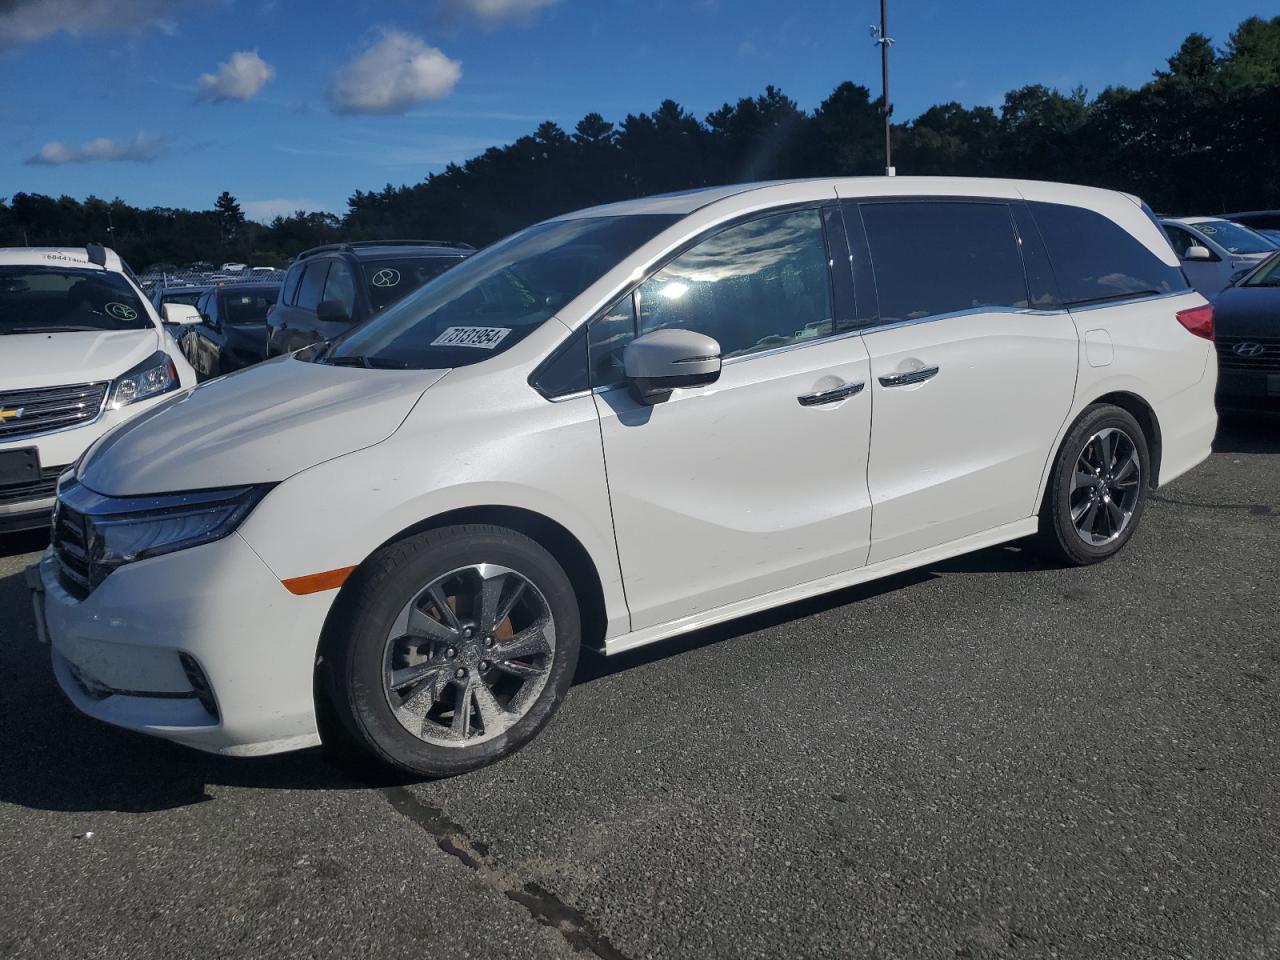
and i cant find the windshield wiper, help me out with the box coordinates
[326,354,409,369]
[327,355,371,368]
[4,325,104,334]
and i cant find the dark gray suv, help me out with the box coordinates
[266,240,472,356]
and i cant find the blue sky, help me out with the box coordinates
[0,0,1265,221]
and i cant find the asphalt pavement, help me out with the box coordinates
[1,416,1277,960]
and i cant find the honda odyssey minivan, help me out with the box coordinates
[30,178,1217,777]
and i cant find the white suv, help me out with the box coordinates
[31,179,1217,777]
[1,245,196,533]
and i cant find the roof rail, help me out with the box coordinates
[346,239,476,251]
[86,242,108,266]
[296,243,354,260]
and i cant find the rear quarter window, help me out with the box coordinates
[1030,202,1188,305]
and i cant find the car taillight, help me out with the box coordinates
[1175,303,1214,340]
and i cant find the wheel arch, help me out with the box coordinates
[320,504,610,656]
[1087,391,1163,488]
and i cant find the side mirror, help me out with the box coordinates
[316,300,352,324]
[162,303,203,325]
[623,328,721,405]
[1184,245,1214,262]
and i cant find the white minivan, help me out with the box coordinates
[31,179,1217,777]
[1,245,196,533]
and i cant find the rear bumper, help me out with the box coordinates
[0,501,53,534]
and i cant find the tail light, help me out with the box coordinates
[1176,303,1214,340]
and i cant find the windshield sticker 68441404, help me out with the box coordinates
[431,326,511,349]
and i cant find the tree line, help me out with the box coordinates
[2,15,1277,271]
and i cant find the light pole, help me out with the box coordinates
[870,0,895,176]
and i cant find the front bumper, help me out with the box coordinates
[33,531,335,757]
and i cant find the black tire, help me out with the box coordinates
[1038,403,1151,566]
[317,524,581,779]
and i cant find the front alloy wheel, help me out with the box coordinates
[320,524,581,778]
[383,564,556,747]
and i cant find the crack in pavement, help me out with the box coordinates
[381,786,631,960]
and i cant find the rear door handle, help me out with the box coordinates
[878,366,940,388]
[797,381,864,406]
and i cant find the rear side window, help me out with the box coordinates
[296,261,330,311]
[281,264,303,305]
[1030,202,1187,305]
[858,200,1029,323]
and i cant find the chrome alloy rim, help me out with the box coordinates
[382,564,555,747]
[1069,427,1142,546]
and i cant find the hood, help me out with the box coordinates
[0,329,160,390]
[80,356,449,496]
[1211,286,1280,338]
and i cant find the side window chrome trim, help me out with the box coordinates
[1064,290,1190,313]
[858,304,1071,336]
[720,326,866,365]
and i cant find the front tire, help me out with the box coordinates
[319,524,581,778]
[1038,404,1150,566]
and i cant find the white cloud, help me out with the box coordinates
[197,49,274,102]
[241,198,325,224]
[0,0,189,51]
[447,0,558,24]
[25,132,166,165]
[329,30,461,116]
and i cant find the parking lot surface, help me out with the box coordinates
[1,418,1277,960]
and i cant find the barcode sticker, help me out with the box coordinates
[430,326,512,349]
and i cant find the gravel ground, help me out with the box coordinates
[0,415,1276,960]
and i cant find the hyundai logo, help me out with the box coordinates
[1233,341,1265,358]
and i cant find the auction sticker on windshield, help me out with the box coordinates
[430,326,511,349]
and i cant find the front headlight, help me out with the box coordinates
[54,479,273,591]
[109,350,179,409]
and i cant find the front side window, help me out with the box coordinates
[859,201,1029,323]
[323,261,357,315]
[0,266,151,335]
[1031,202,1188,305]
[1186,220,1277,256]
[327,214,678,369]
[362,256,461,312]
[1163,225,1199,259]
[296,261,330,311]
[634,208,833,360]
[1241,253,1280,288]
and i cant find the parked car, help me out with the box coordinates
[180,281,282,381]
[31,178,1216,777]
[1161,216,1278,295]
[1219,210,1280,243]
[266,240,473,356]
[150,282,212,313]
[0,244,196,533]
[1210,251,1280,412]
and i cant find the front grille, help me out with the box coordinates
[52,501,92,599]
[1216,335,1280,373]
[0,381,109,442]
[0,466,64,506]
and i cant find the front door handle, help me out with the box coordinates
[878,366,940,388]
[797,381,864,406]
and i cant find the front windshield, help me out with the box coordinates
[1241,253,1280,288]
[1188,220,1278,255]
[0,266,151,335]
[327,214,679,369]
[362,256,462,313]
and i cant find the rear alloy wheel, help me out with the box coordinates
[320,525,580,778]
[1039,404,1151,566]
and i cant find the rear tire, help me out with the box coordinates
[1038,404,1150,566]
[318,524,580,779]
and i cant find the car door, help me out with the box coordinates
[1164,224,1228,294]
[184,291,213,379]
[594,206,874,631]
[845,197,1078,564]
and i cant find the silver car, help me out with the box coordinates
[1162,216,1278,295]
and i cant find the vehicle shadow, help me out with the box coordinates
[0,528,48,560]
[1213,412,1280,455]
[0,533,1057,814]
